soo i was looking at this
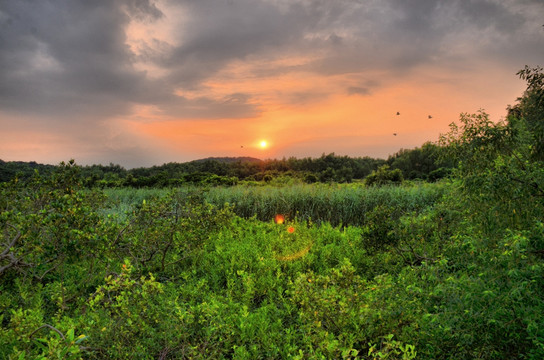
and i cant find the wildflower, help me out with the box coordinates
[287,226,295,234]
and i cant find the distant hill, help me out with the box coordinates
[190,157,262,164]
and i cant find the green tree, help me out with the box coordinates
[438,67,544,234]
[511,65,544,160]
[364,165,404,186]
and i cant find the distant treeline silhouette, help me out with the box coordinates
[0,143,453,187]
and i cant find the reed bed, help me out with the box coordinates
[101,187,171,220]
[205,182,447,226]
[100,182,447,226]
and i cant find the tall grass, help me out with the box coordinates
[205,182,448,226]
[100,187,171,221]
[100,182,448,226]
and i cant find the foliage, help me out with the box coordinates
[364,165,404,186]
[0,160,107,281]
[0,160,55,183]
[387,142,453,181]
[1,155,543,358]
[1,153,409,187]
[511,65,544,160]
[113,189,233,278]
[439,110,543,235]
[2,66,544,358]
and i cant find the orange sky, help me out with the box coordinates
[119,61,526,161]
[0,0,541,167]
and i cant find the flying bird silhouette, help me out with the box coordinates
[396,112,400,115]
[428,115,433,119]
[393,133,397,136]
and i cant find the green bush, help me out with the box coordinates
[365,165,404,186]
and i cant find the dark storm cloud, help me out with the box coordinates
[1,0,541,122]
[159,0,310,86]
[0,0,260,123]
[314,0,540,72]
[148,0,542,104]
[0,0,162,121]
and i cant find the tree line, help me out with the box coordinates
[1,143,453,187]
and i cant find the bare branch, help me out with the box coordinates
[35,257,64,281]
[0,226,32,276]
[29,324,66,340]
[1,225,21,257]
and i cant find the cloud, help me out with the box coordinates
[0,0,542,166]
[347,86,371,96]
[0,0,165,120]
[158,92,262,120]
[123,0,164,22]
[2,0,541,122]
[156,0,310,86]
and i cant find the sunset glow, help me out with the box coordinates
[0,0,541,167]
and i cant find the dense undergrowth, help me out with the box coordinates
[1,67,544,359]
[1,165,543,359]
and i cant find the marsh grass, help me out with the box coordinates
[205,182,447,226]
[100,187,173,221]
[101,182,446,226]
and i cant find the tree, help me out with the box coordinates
[388,142,451,180]
[364,165,403,186]
[512,65,544,160]
[438,66,544,233]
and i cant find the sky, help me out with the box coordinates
[1,0,543,168]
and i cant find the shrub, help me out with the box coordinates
[365,165,404,186]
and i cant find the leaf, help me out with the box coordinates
[66,328,75,341]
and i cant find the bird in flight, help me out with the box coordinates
[396,112,400,115]
[428,115,433,119]
[393,133,397,136]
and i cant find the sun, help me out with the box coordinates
[259,140,268,149]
